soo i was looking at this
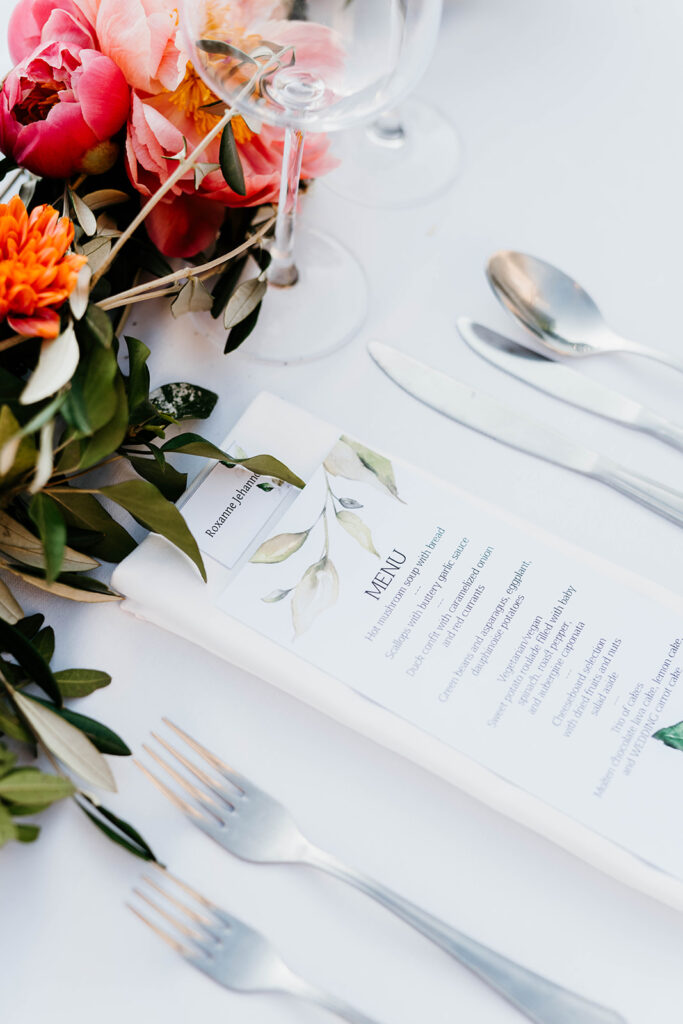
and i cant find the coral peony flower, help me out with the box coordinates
[126,64,335,257]
[72,0,185,94]
[8,0,96,64]
[0,40,130,179]
[0,195,87,339]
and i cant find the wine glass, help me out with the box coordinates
[182,0,444,363]
[324,97,461,209]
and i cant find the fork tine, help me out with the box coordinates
[140,875,222,939]
[133,758,215,825]
[162,718,247,792]
[143,742,230,819]
[127,902,190,956]
[150,732,236,810]
[133,885,215,956]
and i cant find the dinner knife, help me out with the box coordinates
[367,340,683,528]
[457,318,683,452]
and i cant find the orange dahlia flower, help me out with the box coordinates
[0,195,87,339]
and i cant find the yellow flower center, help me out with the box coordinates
[166,63,254,143]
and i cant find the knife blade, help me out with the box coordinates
[367,340,683,528]
[457,318,683,452]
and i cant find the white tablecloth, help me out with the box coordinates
[2,2,683,1022]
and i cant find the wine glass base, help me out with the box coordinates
[324,98,462,209]
[244,227,368,364]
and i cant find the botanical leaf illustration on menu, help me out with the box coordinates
[250,438,402,636]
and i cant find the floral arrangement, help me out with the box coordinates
[0,0,319,856]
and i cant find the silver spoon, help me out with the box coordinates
[487,250,683,373]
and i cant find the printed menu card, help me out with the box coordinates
[115,393,683,901]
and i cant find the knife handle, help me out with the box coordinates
[596,461,683,527]
[637,411,683,453]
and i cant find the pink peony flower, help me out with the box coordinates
[8,0,97,64]
[0,40,130,179]
[72,0,185,94]
[125,69,335,257]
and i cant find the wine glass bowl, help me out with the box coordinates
[181,0,444,362]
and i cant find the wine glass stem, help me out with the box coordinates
[269,125,305,287]
[367,108,406,147]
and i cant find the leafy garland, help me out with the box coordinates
[0,155,303,857]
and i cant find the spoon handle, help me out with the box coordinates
[620,337,683,375]
[596,460,683,527]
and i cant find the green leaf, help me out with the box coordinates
[149,383,218,421]
[29,698,131,756]
[219,120,246,196]
[0,767,75,806]
[77,304,113,348]
[98,480,206,581]
[250,530,309,564]
[0,700,34,743]
[170,277,214,318]
[0,405,36,484]
[0,742,17,778]
[15,614,44,640]
[49,490,136,563]
[127,455,187,502]
[211,254,248,319]
[32,626,55,664]
[0,803,16,847]
[54,668,111,699]
[64,374,129,471]
[160,434,304,488]
[69,188,97,235]
[15,823,40,842]
[225,301,261,353]
[29,493,66,583]
[9,688,116,791]
[340,435,402,501]
[124,337,151,421]
[653,722,683,751]
[62,341,118,436]
[223,278,266,330]
[0,618,61,705]
[20,325,79,405]
[76,795,158,862]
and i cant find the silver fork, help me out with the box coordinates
[137,720,627,1024]
[129,866,384,1024]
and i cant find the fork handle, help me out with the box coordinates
[302,847,626,1024]
[286,976,385,1024]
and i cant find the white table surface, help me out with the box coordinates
[2,2,683,1022]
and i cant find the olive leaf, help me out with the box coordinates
[341,436,402,501]
[335,509,379,557]
[28,419,55,494]
[29,493,66,583]
[77,304,113,348]
[161,433,304,488]
[0,511,98,573]
[0,742,17,777]
[0,578,23,624]
[48,490,135,563]
[0,767,75,806]
[62,336,119,436]
[291,557,339,637]
[225,301,261,353]
[250,530,309,564]
[76,795,158,862]
[69,263,92,320]
[98,480,206,581]
[127,455,187,502]
[171,278,214,318]
[69,188,97,235]
[32,626,55,664]
[29,698,131,756]
[653,722,683,751]
[82,189,129,210]
[0,803,16,847]
[3,564,120,604]
[223,278,266,330]
[0,406,36,482]
[20,324,80,406]
[54,668,111,699]
[0,618,61,704]
[9,688,116,792]
[219,120,247,196]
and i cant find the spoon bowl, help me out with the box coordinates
[486,250,683,372]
